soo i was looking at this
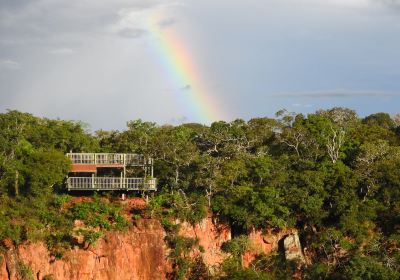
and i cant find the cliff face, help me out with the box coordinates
[0,216,302,280]
[0,254,7,280]
[0,217,231,280]
[2,219,169,280]
[179,216,231,268]
[243,228,301,267]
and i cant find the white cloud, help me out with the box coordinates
[0,59,19,69]
[110,7,149,37]
[50,48,74,55]
[292,103,313,108]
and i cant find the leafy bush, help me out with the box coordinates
[16,261,34,280]
[70,198,128,245]
[71,198,128,230]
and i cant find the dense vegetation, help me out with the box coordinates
[1,108,400,279]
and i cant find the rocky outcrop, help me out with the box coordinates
[0,254,8,280]
[179,216,231,268]
[0,217,233,280]
[3,219,170,280]
[283,233,305,263]
[243,228,299,267]
[0,212,302,280]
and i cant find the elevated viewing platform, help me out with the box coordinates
[67,153,153,166]
[66,177,157,191]
[66,153,156,191]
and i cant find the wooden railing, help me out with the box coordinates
[66,153,153,166]
[67,177,157,191]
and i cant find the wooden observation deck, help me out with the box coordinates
[66,153,156,191]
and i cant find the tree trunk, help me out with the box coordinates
[175,167,179,185]
[206,184,212,207]
[14,170,19,196]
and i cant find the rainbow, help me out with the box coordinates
[146,12,224,124]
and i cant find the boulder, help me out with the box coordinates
[283,233,305,264]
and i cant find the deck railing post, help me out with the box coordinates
[92,174,95,189]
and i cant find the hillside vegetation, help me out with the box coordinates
[1,108,400,279]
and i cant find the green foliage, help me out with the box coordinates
[363,112,396,130]
[219,266,273,280]
[343,254,400,280]
[70,198,128,244]
[149,189,208,225]
[77,229,104,245]
[250,253,288,280]
[218,252,282,280]
[54,194,72,207]
[16,261,34,280]
[221,235,251,258]
[1,108,400,278]
[163,225,203,280]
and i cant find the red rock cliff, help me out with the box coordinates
[0,213,298,280]
[0,217,232,280]
[1,219,169,280]
[179,216,231,268]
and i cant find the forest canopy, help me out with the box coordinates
[0,108,400,279]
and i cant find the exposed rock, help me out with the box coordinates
[243,228,296,267]
[4,249,19,280]
[0,217,233,280]
[8,219,170,280]
[0,215,301,279]
[0,239,13,250]
[283,233,305,263]
[179,216,231,268]
[0,254,8,280]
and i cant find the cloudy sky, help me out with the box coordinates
[1,0,400,130]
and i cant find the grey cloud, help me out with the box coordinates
[117,28,147,38]
[50,48,74,55]
[168,115,188,125]
[0,59,19,69]
[275,90,400,98]
[0,0,172,45]
[158,18,177,28]
[1,0,400,129]
[180,84,191,91]
[379,0,400,5]
[375,0,400,9]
